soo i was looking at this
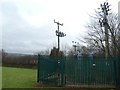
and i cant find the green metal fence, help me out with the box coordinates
[37,55,120,88]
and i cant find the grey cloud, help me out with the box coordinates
[2,2,55,54]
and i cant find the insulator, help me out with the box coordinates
[106,12,108,15]
[102,7,104,10]
[106,2,108,5]
[104,2,106,6]
[59,32,61,35]
[56,30,58,33]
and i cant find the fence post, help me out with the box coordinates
[61,57,65,86]
[37,54,40,83]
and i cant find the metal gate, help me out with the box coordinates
[37,55,58,85]
[37,55,120,88]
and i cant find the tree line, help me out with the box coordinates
[2,49,37,68]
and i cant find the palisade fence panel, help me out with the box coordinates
[65,57,116,87]
[37,55,120,88]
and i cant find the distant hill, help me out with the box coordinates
[6,53,32,58]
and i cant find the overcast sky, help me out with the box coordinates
[1,0,119,54]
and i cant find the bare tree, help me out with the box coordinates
[81,7,120,56]
[38,49,50,56]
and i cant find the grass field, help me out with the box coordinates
[0,67,2,89]
[2,67,37,88]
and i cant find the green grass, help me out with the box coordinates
[2,67,117,90]
[0,67,2,89]
[2,67,37,88]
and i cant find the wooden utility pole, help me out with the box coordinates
[54,19,66,86]
[54,19,66,52]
